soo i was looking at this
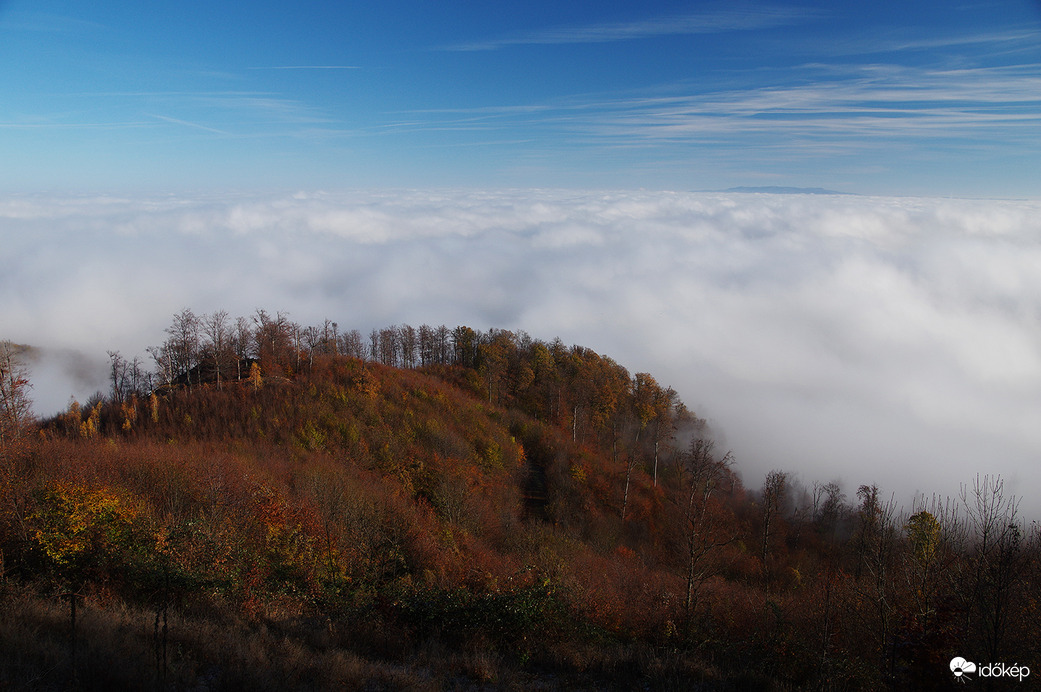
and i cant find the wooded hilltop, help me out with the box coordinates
[0,309,1036,690]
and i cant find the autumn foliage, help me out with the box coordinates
[1,314,1039,689]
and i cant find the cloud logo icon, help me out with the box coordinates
[951,657,977,679]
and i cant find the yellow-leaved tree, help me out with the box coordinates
[32,482,139,584]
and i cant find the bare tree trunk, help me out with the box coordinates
[653,437,659,487]
[621,427,642,520]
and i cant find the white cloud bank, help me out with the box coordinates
[3,189,1041,513]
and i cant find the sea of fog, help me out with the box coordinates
[3,189,1040,516]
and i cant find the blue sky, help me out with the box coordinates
[2,0,1040,195]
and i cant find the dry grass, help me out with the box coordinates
[0,585,442,691]
[0,581,740,690]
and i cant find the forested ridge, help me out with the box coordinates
[0,310,1037,690]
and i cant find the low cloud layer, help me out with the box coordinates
[3,189,1040,513]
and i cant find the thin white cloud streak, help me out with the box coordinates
[814,29,1041,59]
[0,11,106,34]
[0,122,150,130]
[249,66,361,70]
[3,190,1041,514]
[149,114,230,135]
[1,90,333,140]
[444,6,814,51]
[383,63,1041,156]
[152,93,335,129]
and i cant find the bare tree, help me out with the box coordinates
[377,327,400,367]
[650,386,678,487]
[368,328,379,362]
[147,343,174,388]
[166,308,201,388]
[322,319,339,355]
[812,480,846,541]
[621,372,660,520]
[760,470,789,581]
[201,310,231,389]
[433,325,452,365]
[680,437,738,624]
[231,315,254,380]
[340,329,365,360]
[0,342,35,568]
[0,341,34,452]
[253,309,293,374]
[290,320,304,373]
[106,350,146,432]
[108,350,125,403]
[129,355,147,395]
[398,324,417,369]
[303,325,322,372]
[852,484,899,679]
[418,324,435,366]
[961,475,1024,663]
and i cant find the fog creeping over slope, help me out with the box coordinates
[4,189,1040,514]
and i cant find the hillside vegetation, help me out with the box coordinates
[0,313,1038,690]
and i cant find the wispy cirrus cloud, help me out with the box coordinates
[382,61,1041,157]
[443,6,815,51]
[593,63,1041,143]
